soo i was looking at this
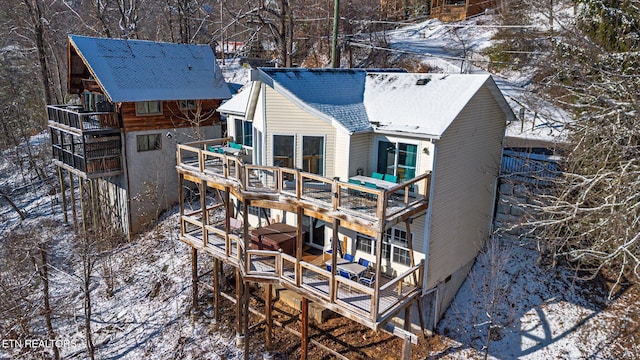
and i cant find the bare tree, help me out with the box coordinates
[522,2,640,295]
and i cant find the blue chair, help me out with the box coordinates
[384,174,398,183]
[364,182,377,189]
[358,272,375,287]
[343,253,355,262]
[348,178,362,185]
[339,269,356,280]
[372,172,384,180]
[358,258,370,268]
[326,264,332,272]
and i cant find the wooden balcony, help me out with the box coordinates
[176,139,431,330]
[48,104,122,178]
[47,104,120,135]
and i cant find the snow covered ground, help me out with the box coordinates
[1,10,636,360]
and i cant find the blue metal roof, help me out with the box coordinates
[259,68,372,133]
[69,35,231,103]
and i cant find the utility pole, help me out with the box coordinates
[331,0,340,68]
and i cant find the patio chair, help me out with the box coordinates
[339,268,356,281]
[358,272,375,287]
[358,258,371,268]
[372,172,384,180]
[343,253,355,262]
[326,264,332,272]
[384,174,398,183]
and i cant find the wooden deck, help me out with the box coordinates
[182,230,421,327]
[176,138,428,331]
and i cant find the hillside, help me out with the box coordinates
[2,10,639,360]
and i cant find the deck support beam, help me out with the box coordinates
[301,296,309,360]
[57,166,68,223]
[79,177,87,235]
[235,268,244,346]
[265,284,273,356]
[243,280,250,360]
[68,170,78,233]
[212,258,221,328]
[191,248,199,314]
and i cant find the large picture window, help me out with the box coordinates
[377,140,417,182]
[135,101,162,115]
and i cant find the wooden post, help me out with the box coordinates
[79,177,87,235]
[265,284,273,355]
[295,207,303,286]
[68,171,77,233]
[224,188,231,257]
[191,248,198,314]
[406,220,427,336]
[212,259,220,327]
[372,228,384,318]
[330,219,339,302]
[243,281,249,360]
[178,174,185,237]
[235,268,244,346]
[201,180,208,247]
[401,336,412,360]
[57,167,68,223]
[90,180,98,231]
[301,296,309,360]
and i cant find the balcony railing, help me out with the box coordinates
[177,139,431,226]
[47,104,120,133]
[51,128,122,178]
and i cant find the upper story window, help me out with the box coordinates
[273,135,294,168]
[377,140,417,182]
[137,134,161,152]
[235,119,253,147]
[179,100,196,110]
[136,101,162,115]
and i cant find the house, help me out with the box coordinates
[48,35,231,236]
[430,0,495,22]
[176,68,513,356]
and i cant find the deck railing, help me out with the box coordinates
[47,104,120,132]
[177,140,431,224]
[181,228,424,326]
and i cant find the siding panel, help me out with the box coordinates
[264,87,337,177]
[426,85,505,288]
[122,99,222,132]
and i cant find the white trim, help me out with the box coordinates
[422,142,437,294]
[301,134,327,176]
[272,133,296,168]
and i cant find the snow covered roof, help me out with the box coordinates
[364,73,512,138]
[69,35,231,103]
[254,68,513,138]
[217,84,253,116]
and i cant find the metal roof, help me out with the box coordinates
[255,68,513,137]
[69,35,231,103]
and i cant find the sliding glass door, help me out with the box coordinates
[376,140,417,182]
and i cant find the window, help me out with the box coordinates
[273,135,294,168]
[235,119,253,147]
[135,101,162,115]
[303,136,324,175]
[386,228,411,266]
[356,235,374,254]
[357,229,411,266]
[179,100,196,110]
[248,206,270,218]
[377,140,417,182]
[137,134,161,152]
